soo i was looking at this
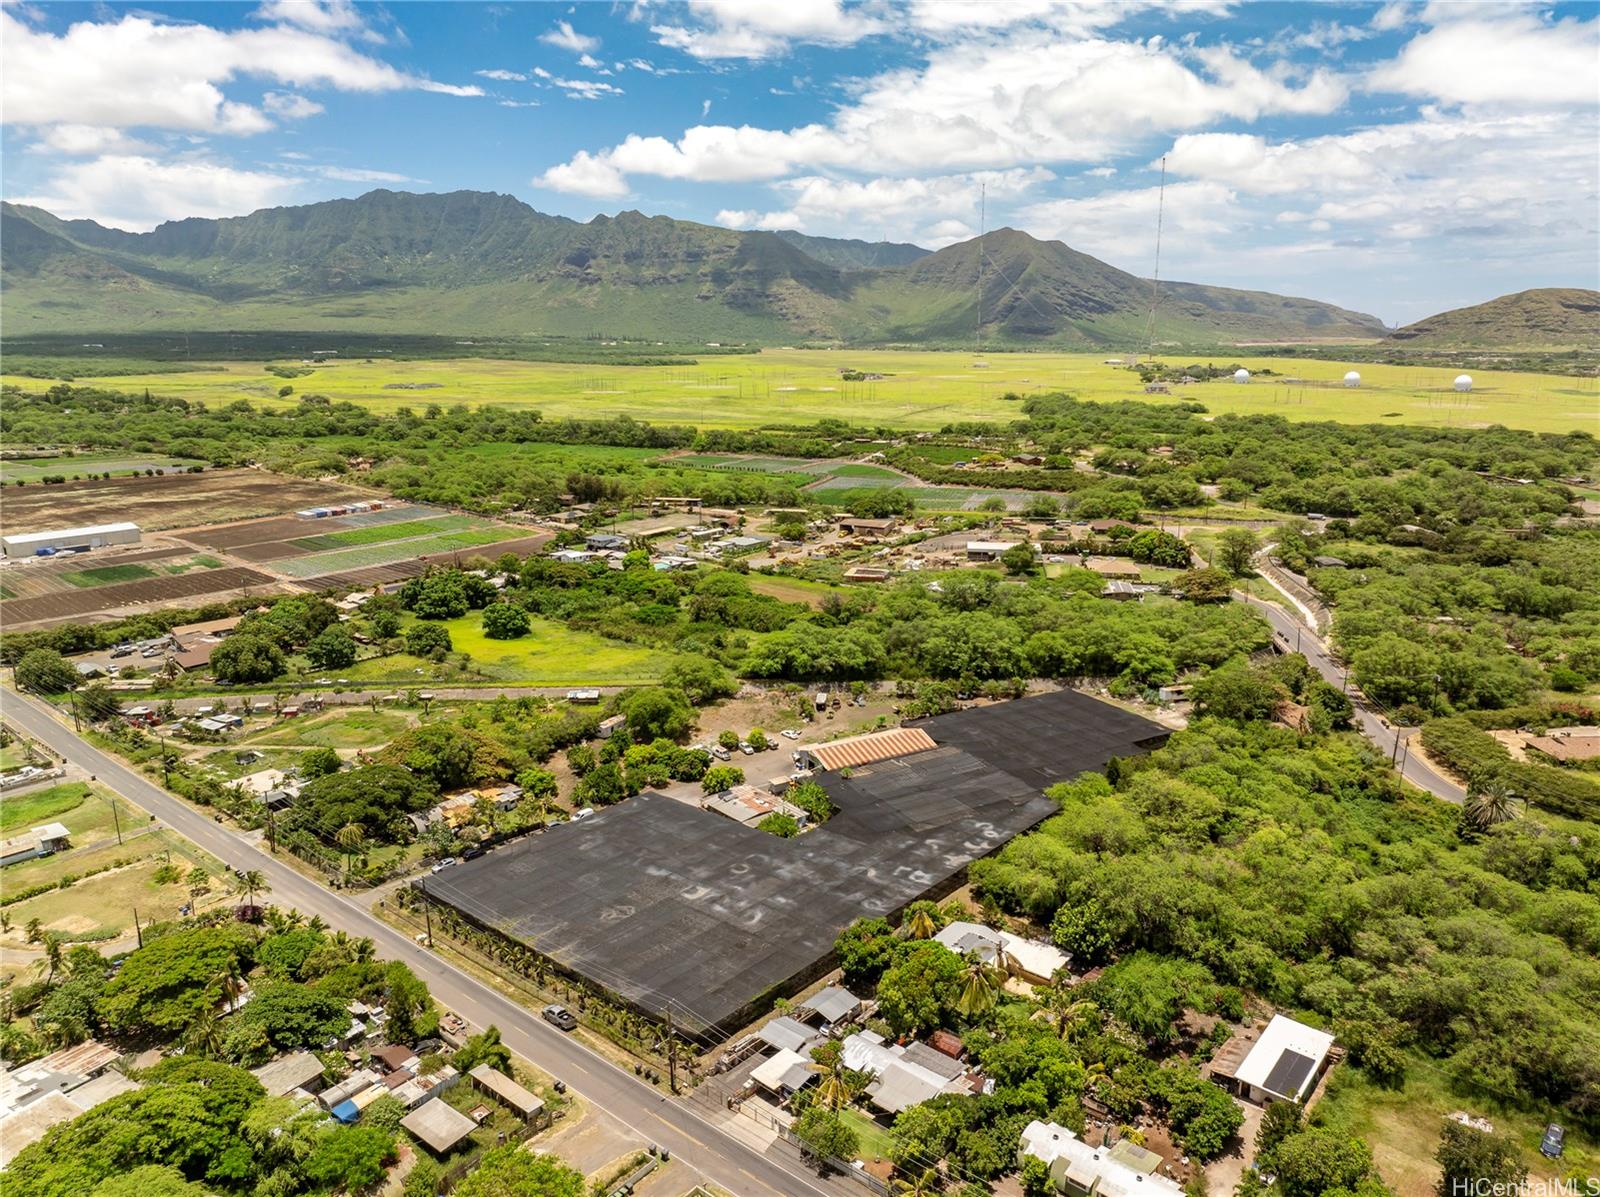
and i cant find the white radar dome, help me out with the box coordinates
[1233,368,1250,383]
[1343,371,1361,387]
[1454,374,1473,392]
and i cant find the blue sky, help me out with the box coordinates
[3,0,1597,323]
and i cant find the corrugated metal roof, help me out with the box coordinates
[806,727,937,772]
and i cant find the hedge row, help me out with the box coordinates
[1421,717,1600,822]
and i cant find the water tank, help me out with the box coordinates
[1233,368,1250,383]
[1343,371,1361,387]
[1454,374,1473,392]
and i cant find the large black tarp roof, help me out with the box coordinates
[421,689,1168,1036]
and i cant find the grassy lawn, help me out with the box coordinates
[245,709,412,750]
[60,563,157,587]
[9,350,1591,434]
[195,747,306,780]
[838,1108,896,1164]
[748,575,849,610]
[1314,1059,1594,1196]
[0,781,93,833]
[433,614,684,684]
[3,831,223,942]
[0,742,37,770]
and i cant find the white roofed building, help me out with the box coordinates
[1019,1120,1184,1197]
[1209,1014,1336,1105]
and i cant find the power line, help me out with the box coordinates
[1144,154,1167,360]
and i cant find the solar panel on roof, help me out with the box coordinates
[1261,1049,1318,1100]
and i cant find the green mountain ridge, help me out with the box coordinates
[2,188,1388,345]
[1386,287,1600,348]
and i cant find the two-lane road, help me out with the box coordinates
[1240,595,1465,804]
[0,687,836,1197]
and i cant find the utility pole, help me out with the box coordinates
[107,795,123,846]
[422,887,434,948]
[160,735,171,785]
[132,907,143,949]
[68,690,81,732]
[665,1007,678,1094]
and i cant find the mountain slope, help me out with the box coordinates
[1,191,1384,345]
[1386,288,1600,348]
[774,230,929,269]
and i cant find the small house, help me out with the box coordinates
[1208,1014,1336,1106]
[597,714,627,739]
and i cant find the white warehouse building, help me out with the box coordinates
[1,522,141,559]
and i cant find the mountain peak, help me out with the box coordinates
[2,189,1387,345]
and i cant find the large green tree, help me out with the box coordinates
[452,1146,584,1197]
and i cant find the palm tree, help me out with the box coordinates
[24,918,43,946]
[810,1043,859,1112]
[955,952,1004,1020]
[33,933,66,984]
[893,1167,943,1196]
[0,910,13,938]
[234,868,270,908]
[336,822,365,876]
[184,1010,223,1058]
[1466,779,1521,830]
[213,961,247,1012]
[903,905,937,940]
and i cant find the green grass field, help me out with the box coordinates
[60,563,157,587]
[8,349,1593,433]
[0,781,93,833]
[1315,1056,1595,1196]
[246,709,412,750]
[422,614,683,684]
[289,514,483,551]
[273,526,516,579]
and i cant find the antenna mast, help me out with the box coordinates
[1144,155,1167,359]
[976,181,986,357]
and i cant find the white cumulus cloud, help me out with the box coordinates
[652,0,885,59]
[12,154,302,231]
[540,19,599,54]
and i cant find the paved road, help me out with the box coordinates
[1,687,840,1197]
[1241,595,1465,804]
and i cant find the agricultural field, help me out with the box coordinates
[58,556,225,587]
[272,527,511,579]
[8,348,1595,433]
[0,468,378,534]
[0,781,134,843]
[0,452,207,483]
[0,564,280,628]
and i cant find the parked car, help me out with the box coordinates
[780,729,801,740]
[542,1004,578,1031]
[570,808,594,822]
[110,647,133,659]
[1541,1124,1565,1159]
[711,746,731,761]
[739,743,755,755]
[429,857,457,873]
[462,846,486,861]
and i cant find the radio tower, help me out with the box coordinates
[1143,156,1168,359]
[976,181,986,358]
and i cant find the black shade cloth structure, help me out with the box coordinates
[420,688,1168,1038]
